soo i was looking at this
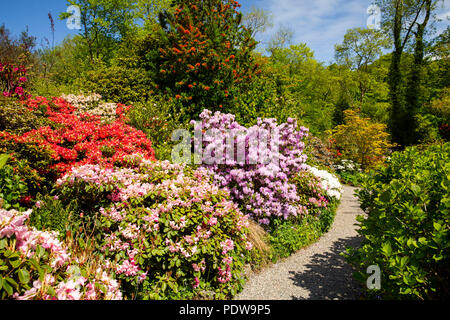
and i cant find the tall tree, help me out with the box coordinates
[335,27,391,104]
[60,0,136,63]
[376,0,441,146]
[242,6,273,39]
[156,0,259,119]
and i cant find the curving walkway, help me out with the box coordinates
[236,185,365,300]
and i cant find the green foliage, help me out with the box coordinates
[0,155,28,210]
[75,65,153,104]
[269,216,321,261]
[0,96,52,135]
[0,238,55,300]
[126,96,185,161]
[347,143,450,299]
[269,202,338,262]
[60,0,136,63]
[335,28,391,71]
[29,195,80,236]
[155,0,259,119]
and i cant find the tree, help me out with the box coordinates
[335,28,391,71]
[267,25,293,53]
[375,0,441,146]
[133,0,172,31]
[242,6,273,39]
[0,24,36,65]
[331,109,395,169]
[155,0,259,119]
[60,0,136,63]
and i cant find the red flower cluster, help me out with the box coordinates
[6,96,156,177]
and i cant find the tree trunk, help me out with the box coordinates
[405,0,432,145]
[388,0,405,147]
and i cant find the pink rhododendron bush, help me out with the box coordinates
[193,110,310,226]
[0,208,122,300]
[55,156,252,300]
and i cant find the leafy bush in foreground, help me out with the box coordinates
[346,143,450,299]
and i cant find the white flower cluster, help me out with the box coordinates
[61,93,119,123]
[333,159,361,173]
[308,166,343,200]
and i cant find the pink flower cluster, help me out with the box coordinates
[57,158,253,296]
[0,208,122,300]
[194,110,310,225]
[0,62,29,99]
[0,209,70,268]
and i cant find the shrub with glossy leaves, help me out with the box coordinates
[346,143,450,299]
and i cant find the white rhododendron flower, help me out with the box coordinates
[308,166,343,200]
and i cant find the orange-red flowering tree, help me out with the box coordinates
[156,0,259,119]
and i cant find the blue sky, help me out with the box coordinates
[0,0,449,63]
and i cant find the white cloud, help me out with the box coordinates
[436,10,450,20]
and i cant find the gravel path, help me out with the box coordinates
[236,185,365,300]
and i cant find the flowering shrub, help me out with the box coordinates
[332,159,363,186]
[331,110,395,169]
[156,0,259,117]
[194,110,309,226]
[56,157,252,299]
[0,208,122,300]
[61,93,131,123]
[1,96,155,178]
[304,135,335,169]
[0,62,29,100]
[308,166,343,201]
[0,96,52,135]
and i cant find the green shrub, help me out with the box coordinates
[0,154,28,210]
[74,65,153,104]
[269,216,321,261]
[346,143,450,299]
[29,195,80,236]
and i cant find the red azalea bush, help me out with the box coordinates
[1,96,156,181]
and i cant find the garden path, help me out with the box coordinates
[235,185,364,300]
